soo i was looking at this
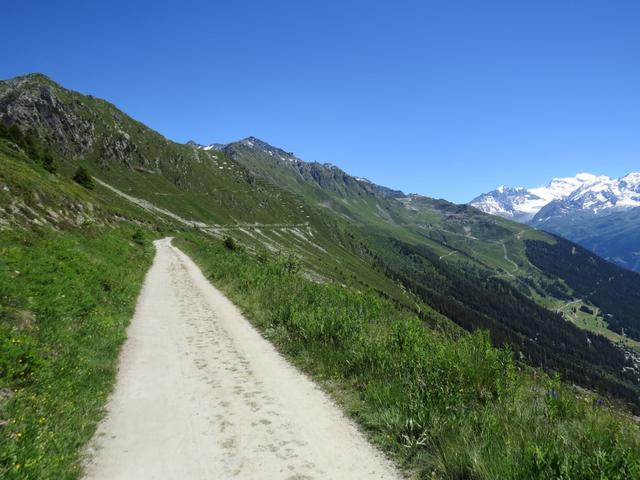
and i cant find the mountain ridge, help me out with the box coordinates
[195,135,409,201]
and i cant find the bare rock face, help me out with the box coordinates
[0,74,193,183]
[0,74,96,157]
[0,74,150,170]
[98,130,139,168]
[0,196,107,230]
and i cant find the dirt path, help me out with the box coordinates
[500,241,519,275]
[93,178,209,228]
[83,238,401,480]
[439,250,457,261]
[556,298,582,316]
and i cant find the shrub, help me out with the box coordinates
[41,151,57,173]
[72,166,94,189]
[274,251,302,275]
[580,305,594,315]
[223,236,238,251]
[132,229,145,246]
[1,124,44,164]
[0,121,8,139]
[7,124,23,144]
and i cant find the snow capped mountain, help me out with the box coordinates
[529,173,601,204]
[470,172,640,222]
[534,174,640,222]
[566,173,640,211]
[470,173,600,221]
[468,186,545,222]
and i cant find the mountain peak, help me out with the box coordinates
[240,136,260,146]
[621,172,640,186]
[237,137,296,157]
[4,72,60,89]
[573,172,598,181]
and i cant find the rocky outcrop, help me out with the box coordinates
[0,74,96,157]
[0,74,157,172]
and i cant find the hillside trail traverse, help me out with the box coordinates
[83,238,401,480]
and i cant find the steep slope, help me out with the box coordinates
[2,73,640,408]
[0,74,410,303]
[534,207,640,272]
[526,234,640,340]
[0,135,163,478]
[200,136,640,406]
[214,136,406,225]
[0,74,303,226]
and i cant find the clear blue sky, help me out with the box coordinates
[4,1,639,202]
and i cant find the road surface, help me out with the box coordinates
[83,238,401,480]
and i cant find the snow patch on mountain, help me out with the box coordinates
[553,174,640,214]
[471,172,640,222]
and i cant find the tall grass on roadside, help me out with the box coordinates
[0,226,153,479]
[177,232,640,480]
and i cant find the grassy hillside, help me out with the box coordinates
[0,133,160,478]
[223,137,640,407]
[0,227,153,479]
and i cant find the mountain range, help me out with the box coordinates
[2,73,640,411]
[471,173,640,272]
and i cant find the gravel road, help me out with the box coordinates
[83,238,401,480]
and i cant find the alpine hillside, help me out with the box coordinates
[2,72,640,478]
